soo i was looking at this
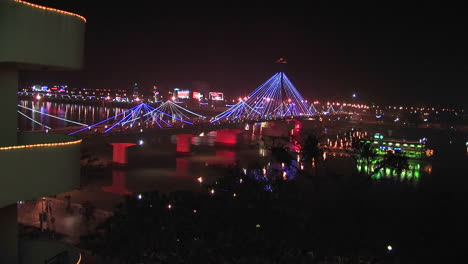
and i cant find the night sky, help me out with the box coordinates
[21,1,467,108]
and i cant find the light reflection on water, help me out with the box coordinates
[18,100,127,131]
[84,124,276,200]
[356,158,432,183]
[92,124,436,202]
[20,101,464,204]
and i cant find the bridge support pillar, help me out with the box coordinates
[291,120,302,135]
[110,143,136,165]
[215,129,243,145]
[176,134,192,154]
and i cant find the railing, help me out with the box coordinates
[0,133,81,208]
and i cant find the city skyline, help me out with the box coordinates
[20,1,467,108]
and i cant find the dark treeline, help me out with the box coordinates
[78,155,466,263]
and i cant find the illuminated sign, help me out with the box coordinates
[209,92,224,101]
[31,85,67,93]
[193,91,203,100]
[32,85,44,92]
[177,90,190,99]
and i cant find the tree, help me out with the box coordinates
[301,134,324,164]
[379,151,409,179]
[291,130,325,176]
[260,135,294,165]
[348,139,377,177]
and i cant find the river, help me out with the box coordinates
[17,100,468,211]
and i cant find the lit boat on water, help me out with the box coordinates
[355,133,434,181]
[364,133,434,159]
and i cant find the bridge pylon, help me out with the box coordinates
[211,71,313,123]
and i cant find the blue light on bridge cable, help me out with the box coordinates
[210,72,313,122]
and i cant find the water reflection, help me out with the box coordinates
[101,169,131,195]
[173,157,190,178]
[215,150,236,166]
[27,103,452,201]
[18,100,127,131]
[356,157,432,183]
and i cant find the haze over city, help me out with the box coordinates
[21,1,467,108]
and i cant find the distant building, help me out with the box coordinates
[153,85,161,102]
[30,84,68,94]
[133,82,140,101]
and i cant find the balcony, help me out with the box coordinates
[0,133,81,208]
[0,0,86,71]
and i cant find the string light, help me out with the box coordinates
[0,139,81,151]
[14,0,87,22]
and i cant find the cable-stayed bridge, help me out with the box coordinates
[211,72,313,123]
[18,72,351,136]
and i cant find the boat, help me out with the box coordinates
[363,133,434,159]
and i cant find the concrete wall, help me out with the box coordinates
[0,204,18,264]
[0,0,85,70]
[0,68,19,146]
[0,133,81,208]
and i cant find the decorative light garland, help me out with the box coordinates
[0,139,81,151]
[14,0,86,22]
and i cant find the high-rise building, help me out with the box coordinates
[153,85,160,102]
[0,1,85,263]
[133,82,140,101]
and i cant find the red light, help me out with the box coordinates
[110,143,136,164]
[102,170,131,195]
[176,134,192,153]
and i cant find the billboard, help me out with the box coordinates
[192,91,203,100]
[209,92,224,101]
[32,85,67,93]
[177,90,190,99]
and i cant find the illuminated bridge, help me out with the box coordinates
[18,72,351,137]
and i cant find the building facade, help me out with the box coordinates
[0,1,85,263]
